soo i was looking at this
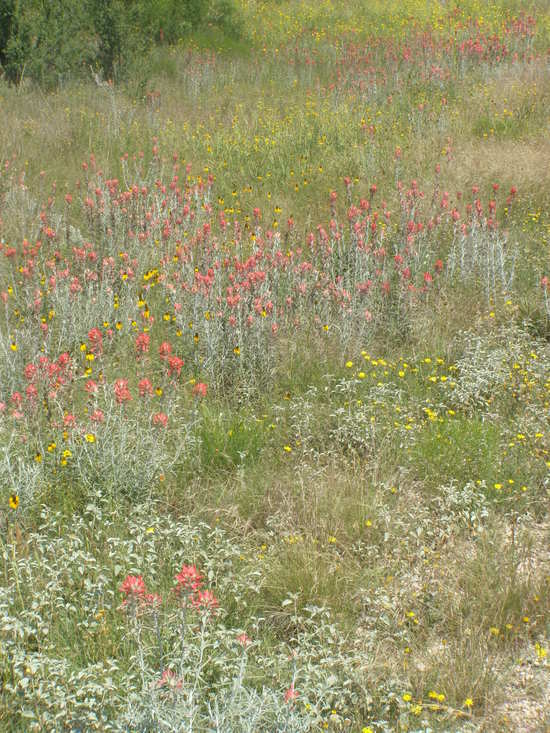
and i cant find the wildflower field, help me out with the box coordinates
[1,0,550,730]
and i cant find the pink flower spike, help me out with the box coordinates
[138,378,153,397]
[144,593,163,609]
[120,574,146,598]
[114,378,132,404]
[237,632,252,648]
[174,564,203,596]
[88,327,103,355]
[159,341,172,359]
[135,332,150,354]
[192,382,207,398]
[152,412,168,428]
[192,589,219,613]
[168,355,184,376]
[156,669,182,690]
[284,684,299,704]
[85,379,99,395]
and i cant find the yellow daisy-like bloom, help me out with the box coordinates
[9,494,19,510]
[85,433,96,443]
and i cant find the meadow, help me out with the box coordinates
[0,0,549,730]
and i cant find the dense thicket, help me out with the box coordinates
[0,0,237,87]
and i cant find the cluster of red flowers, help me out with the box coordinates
[119,574,162,612]
[119,568,302,704]
[5,353,74,415]
[173,564,219,612]
[119,564,219,615]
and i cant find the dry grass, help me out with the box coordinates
[452,137,550,193]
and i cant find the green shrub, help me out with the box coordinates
[0,0,239,87]
[0,0,15,71]
[1,0,93,86]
